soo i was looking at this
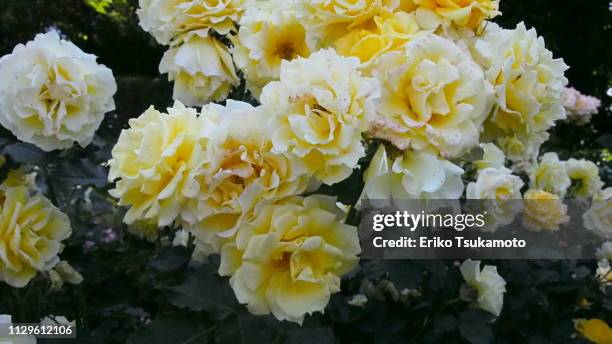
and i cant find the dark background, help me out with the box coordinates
[1,0,610,178]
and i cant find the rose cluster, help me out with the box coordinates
[122,0,610,323]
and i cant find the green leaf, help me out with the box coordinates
[458,323,493,344]
[215,313,277,344]
[165,263,238,320]
[53,159,109,188]
[150,246,191,272]
[127,312,212,344]
[1,142,46,164]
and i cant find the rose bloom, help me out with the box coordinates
[529,152,571,198]
[460,259,506,317]
[369,33,493,157]
[185,101,311,253]
[160,33,239,106]
[574,319,612,344]
[0,185,72,288]
[565,158,604,198]
[137,0,251,45]
[232,2,315,98]
[219,195,360,324]
[522,189,570,232]
[583,188,612,240]
[0,31,116,152]
[334,11,422,67]
[261,49,380,185]
[300,0,400,45]
[108,101,210,227]
[407,0,500,30]
[361,144,464,200]
[473,143,505,171]
[472,22,568,161]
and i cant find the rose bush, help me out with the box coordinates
[0,0,610,343]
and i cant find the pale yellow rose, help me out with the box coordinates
[522,189,570,232]
[186,101,312,252]
[583,188,612,240]
[231,2,315,98]
[300,0,400,44]
[467,144,522,231]
[369,33,493,157]
[411,0,500,30]
[335,11,423,67]
[0,31,116,151]
[261,49,380,185]
[460,259,506,317]
[0,186,72,288]
[108,101,210,227]
[160,33,239,106]
[472,22,569,161]
[529,152,571,198]
[467,167,523,200]
[565,158,604,198]
[473,143,505,171]
[219,195,360,324]
[361,144,465,200]
[137,0,251,45]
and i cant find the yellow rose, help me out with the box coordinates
[411,0,500,30]
[232,2,315,98]
[261,49,380,185]
[361,145,464,200]
[473,23,569,161]
[0,186,71,288]
[0,31,117,152]
[108,101,210,227]
[137,0,251,45]
[574,319,612,344]
[369,33,493,157]
[335,11,422,67]
[219,195,360,324]
[565,158,604,198]
[522,189,569,232]
[300,0,400,44]
[460,259,506,316]
[186,101,311,251]
[529,152,571,198]
[159,33,239,106]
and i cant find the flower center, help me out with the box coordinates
[275,41,297,60]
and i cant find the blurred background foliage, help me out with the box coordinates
[0,1,610,343]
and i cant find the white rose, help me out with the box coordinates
[0,31,116,151]
[137,0,250,45]
[565,158,604,198]
[361,144,465,200]
[160,33,239,106]
[473,22,569,161]
[583,188,612,239]
[529,152,571,198]
[466,166,523,232]
[261,49,380,185]
[460,259,506,317]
